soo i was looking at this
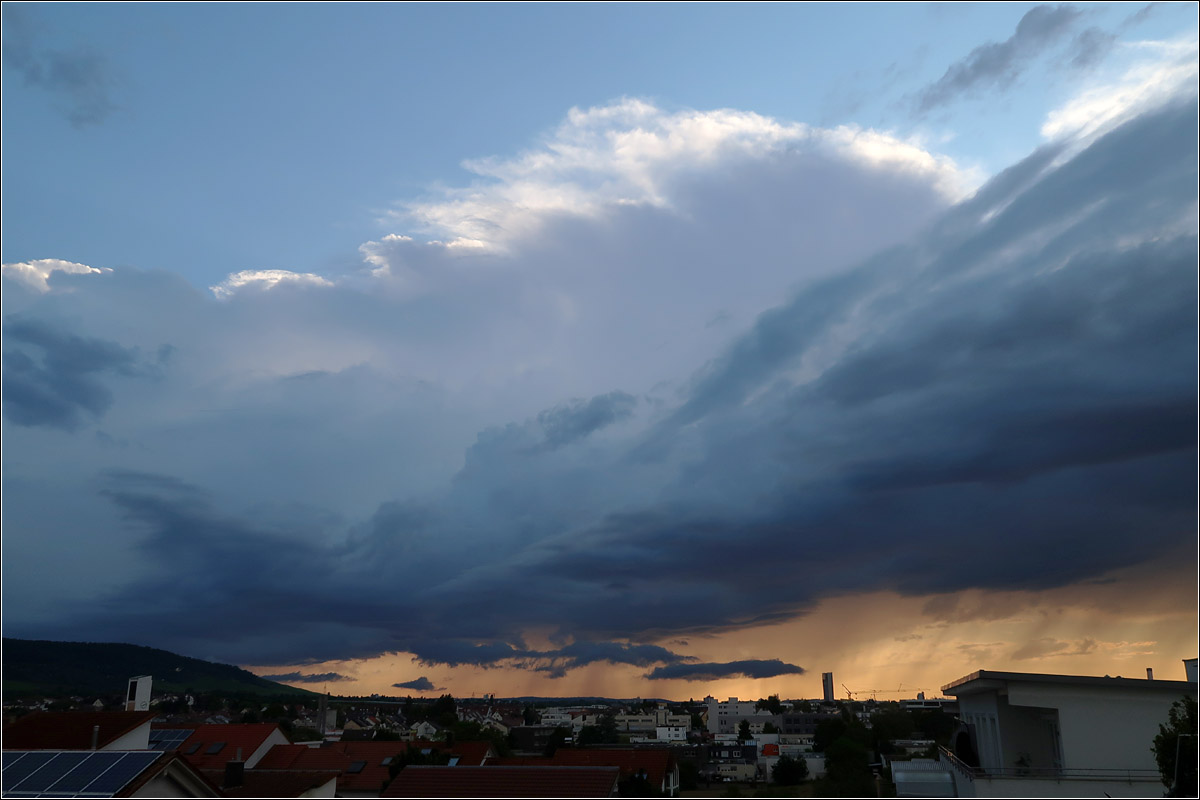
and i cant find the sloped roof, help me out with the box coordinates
[552,748,676,789]
[444,740,493,766]
[200,768,341,797]
[177,724,283,768]
[2,711,156,750]
[254,744,351,771]
[383,765,619,797]
[1,750,220,797]
[487,756,554,766]
[335,739,496,792]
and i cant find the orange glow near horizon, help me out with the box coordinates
[244,557,1197,701]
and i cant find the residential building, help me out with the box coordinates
[822,672,834,702]
[383,765,620,797]
[938,669,1196,797]
[778,711,838,736]
[255,738,496,797]
[177,723,291,769]
[891,758,955,798]
[899,697,958,714]
[3,711,157,751]
[199,766,339,797]
[550,747,680,796]
[2,750,220,797]
[655,725,688,742]
[703,697,775,735]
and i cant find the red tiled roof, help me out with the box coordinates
[445,740,494,766]
[2,711,156,750]
[487,756,554,766]
[200,768,340,797]
[383,765,619,798]
[119,752,222,798]
[252,739,499,794]
[177,724,283,769]
[334,739,496,792]
[254,744,351,771]
[552,748,676,789]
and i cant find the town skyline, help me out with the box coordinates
[3,3,1197,702]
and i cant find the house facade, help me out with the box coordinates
[939,669,1196,797]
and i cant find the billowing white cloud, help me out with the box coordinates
[1,258,109,293]
[3,89,1194,672]
[396,99,977,252]
[1042,34,1199,141]
[210,268,334,299]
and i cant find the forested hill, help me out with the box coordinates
[2,638,313,698]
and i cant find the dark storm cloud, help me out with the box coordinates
[405,638,692,677]
[528,642,693,678]
[2,317,158,430]
[1067,28,1117,70]
[262,671,351,684]
[6,97,1195,673]
[1,5,119,127]
[409,640,527,669]
[538,391,637,449]
[645,660,805,682]
[914,4,1081,112]
[394,677,442,691]
[1011,637,1098,660]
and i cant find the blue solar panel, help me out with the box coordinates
[41,751,125,794]
[2,752,58,791]
[148,729,193,749]
[78,751,163,796]
[1,751,164,798]
[15,752,93,793]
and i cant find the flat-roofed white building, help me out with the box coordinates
[939,669,1196,797]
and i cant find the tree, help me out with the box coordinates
[544,726,571,757]
[816,736,874,797]
[386,746,451,780]
[771,753,809,785]
[762,722,779,734]
[431,694,457,728]
[812,718,847,752]
[677,760,700,791]
[910,708,956,746]
[737,720,752,742]
[578,714,619,746]
[1153,696,1197,797]
[755,695,784,715]
[869,709,914,755]
[617,769,660,797]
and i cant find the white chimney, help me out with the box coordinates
[125,676,152,711]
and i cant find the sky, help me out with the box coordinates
[2,3,1197,702]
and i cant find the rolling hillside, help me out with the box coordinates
[2,638,313,698]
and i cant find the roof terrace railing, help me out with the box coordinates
[937,746,978,782]
[936,748,1159,783]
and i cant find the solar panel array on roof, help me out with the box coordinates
[2,751,163,798]
[147,729,193,750]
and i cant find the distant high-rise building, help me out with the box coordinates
[822,672,834,702]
